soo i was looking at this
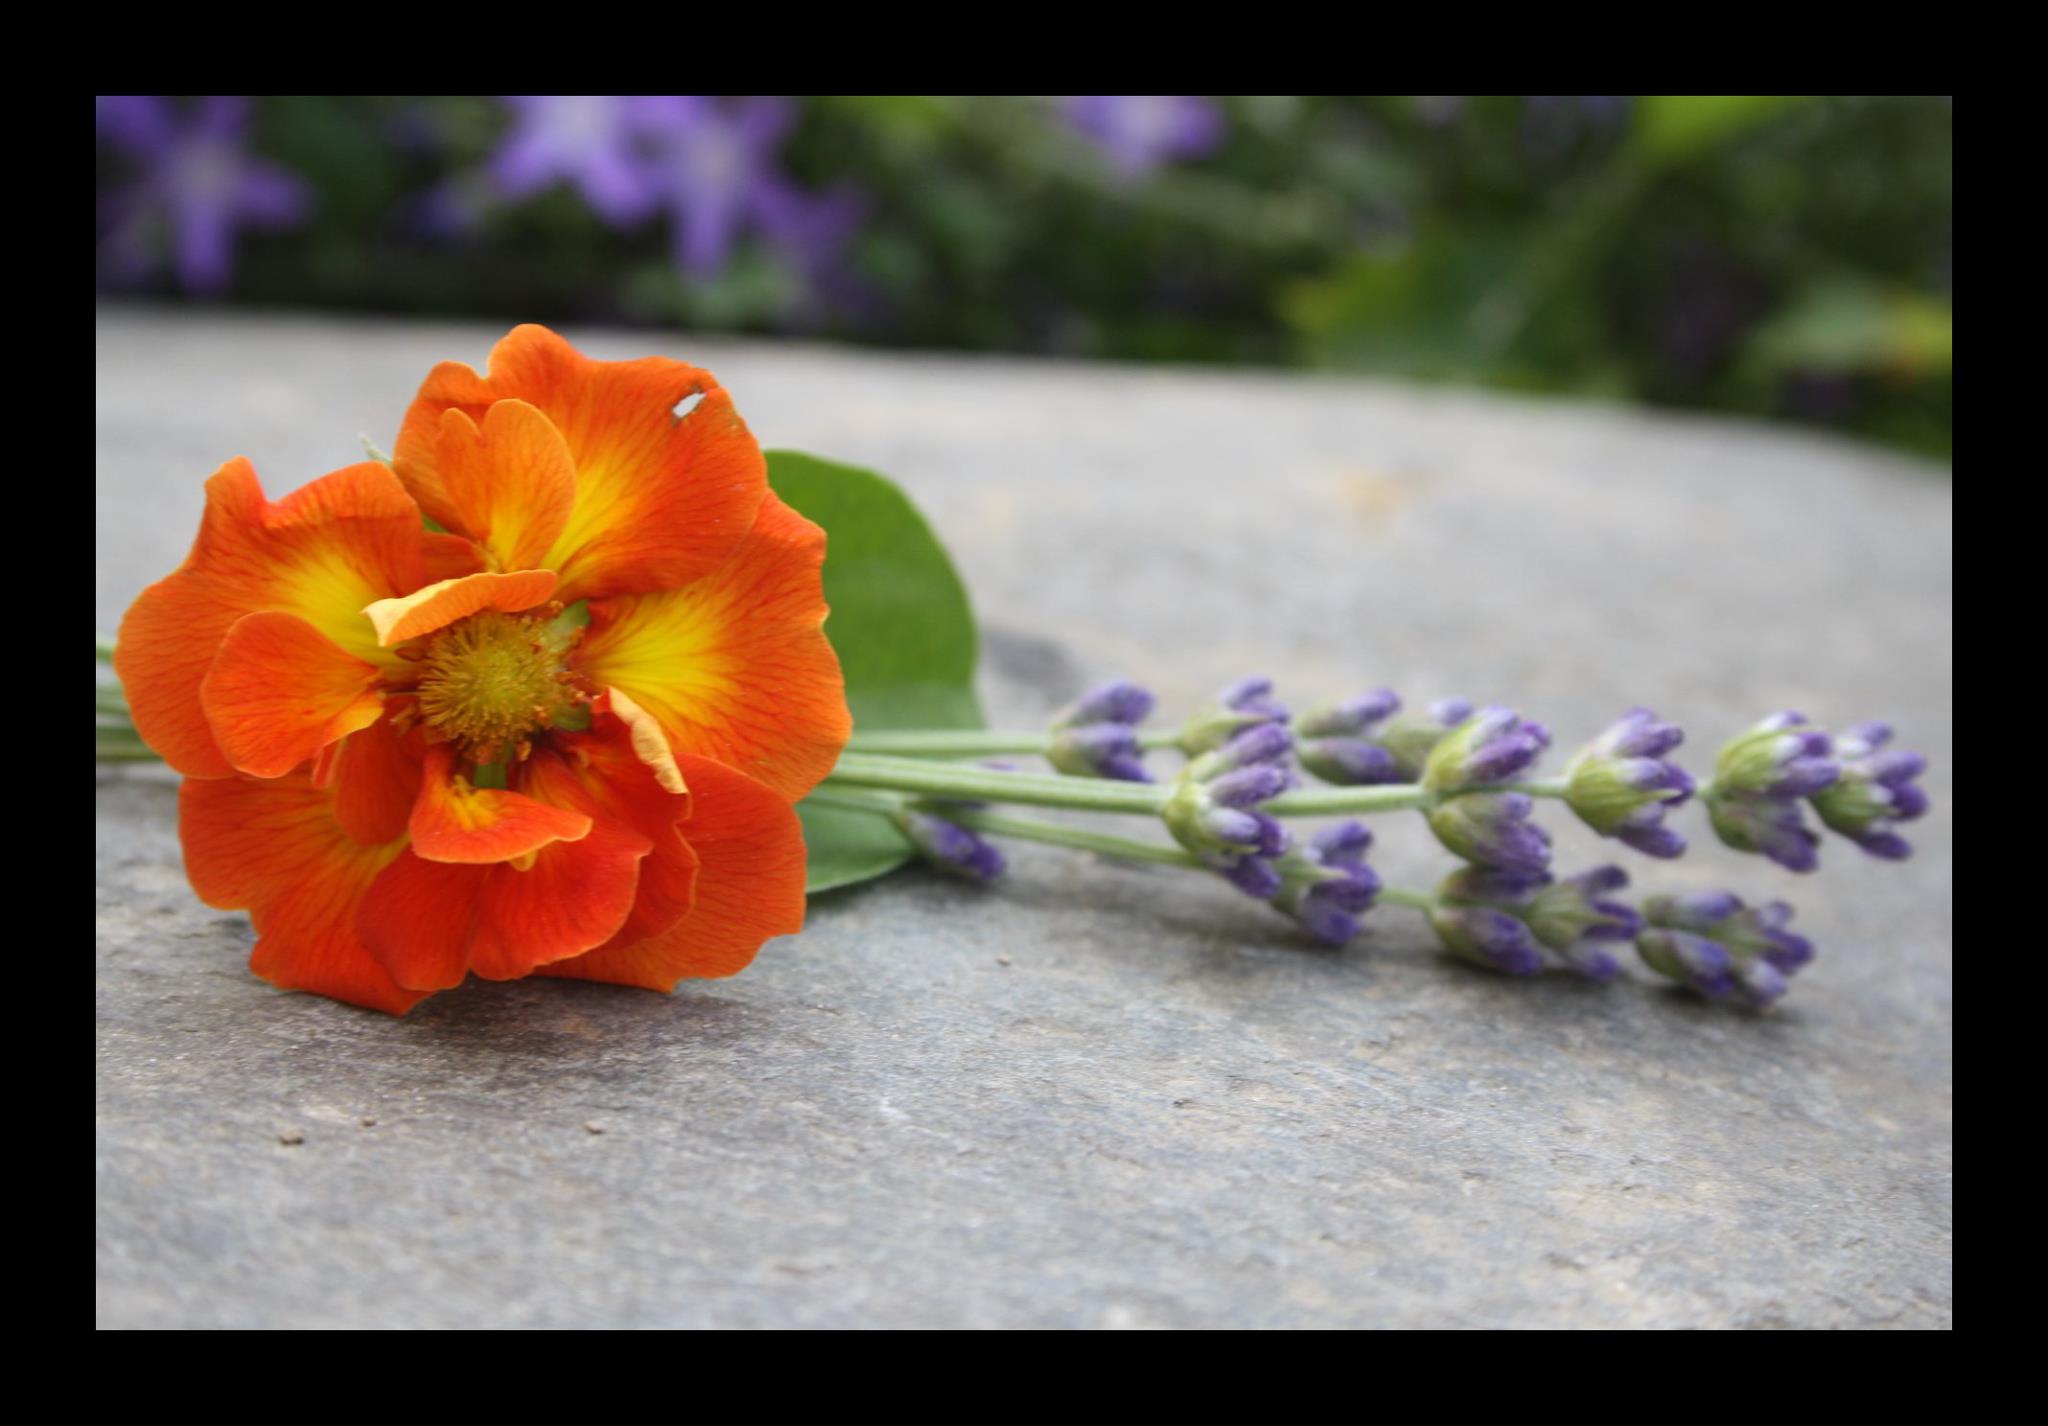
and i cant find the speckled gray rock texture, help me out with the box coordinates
[96,309,1953,1329]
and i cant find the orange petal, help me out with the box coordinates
[422,530,489,584]
[467,811,653,980]
[602,687,688,794]
[200,611,387,779]
[432,399,577,572]
[180,773,423,1015]
[357,851,487,991]
[409,744,591,864]
[541,755,804,992]
[577,492,850,801]
[116,458,427,778]
[333,715,424,845]
[529,718,698,950]
[363,568,559,647]
[394,324,766,600]
[358,799,653,987]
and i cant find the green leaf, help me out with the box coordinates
[767,450,984,892]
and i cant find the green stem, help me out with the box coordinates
[824,751,1167,813]
[95,634,116,663]
[808,787,1452,913]
[947,808,1203,868]
[843,728,1183,756]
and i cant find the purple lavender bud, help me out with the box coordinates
[1220,677,1287,719]
[1563,708,1693,854]
[1048,722,1151,783]
[1052,679,1156,729]
[898,812,1006,883]
[1423,706,1551,791]
[1637,928,1737,999]
[1429,697,1474,724]
[1811,721,1930,860]
[1297,689,1401,739]
[1179,676,1291,754]
[1207,764,1294,809]
[1714,713,1839,798]
[1213,854,1284,900]
[1557,940,1624,982]
[1735,957,1790,1009]
[1310,820,1373,865]
[1298,738,1404,786]
[1616,819,1688,859]
[1589,707,1685,760]
[1641,892,1816,1004]
[1706,789,1821,873]
[1428,905,1545,976]
[1210,723,1295,771]
[1265,820,1382,945]
[1426,791,1553,874]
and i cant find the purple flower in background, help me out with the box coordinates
[755,180,867,319]
[95,96,309,295]
[635,95,797,276]
[492,96,656,227]
[1062,96,1224,176]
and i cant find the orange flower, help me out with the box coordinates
[117,325,851,1013]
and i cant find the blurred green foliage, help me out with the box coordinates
[103,96,1953,457]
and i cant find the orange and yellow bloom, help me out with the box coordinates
[117,325,850,1013]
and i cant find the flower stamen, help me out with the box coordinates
[415,610,577,763]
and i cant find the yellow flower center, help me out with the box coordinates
[416,610,575,763]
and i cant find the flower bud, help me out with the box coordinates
[1436,863,1636,981]
[1427,904,1545,976]
[1809,721,1928,860]
[1297,689,1401,738]
[1426,790,1553,874]
[1562,708,1693,857]
[1713,712,1838,798]
[1270,821,1381,945]
[1638,891,1814,1007]
[1048,722,1150,782]
[1178,676,1290,754]
[1422,706,1551,791]
[1051,679,1156,730]
[897,812,1006,883]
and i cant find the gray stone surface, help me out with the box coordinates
[96,308,1953,1329]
